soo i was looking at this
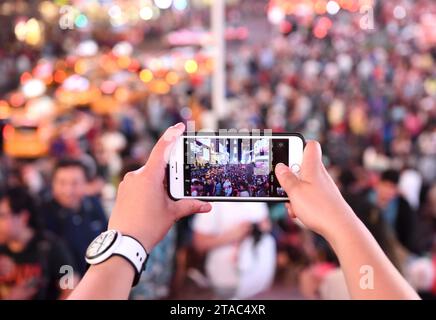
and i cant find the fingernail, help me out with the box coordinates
[174,122,184,129]
[275,163,289,176]
[200,203,210,211]
[165,123,184,141]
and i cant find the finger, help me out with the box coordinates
[174,200,212,220]
[240,223,252,232]
[284,202,292,217]
[275,163,300,193]
[143,123,185,174]
[285,202,297,219]
[301,140,324,178]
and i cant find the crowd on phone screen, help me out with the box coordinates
[190,164,270,197]
[1,0,436,299]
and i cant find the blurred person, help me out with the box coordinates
[317,268,350,300]
[369,169,421,255]
[339,169,401,267]
[214,179,223,196]
[404,256,436,299]
[299,261,341,300]
[399,168,423,211]
[271,205,315,270]
[68,125,419,300]
[170,215,195,298]
[423,184,436,253]
[239,182,250,197]
[41,159,108,276]
[100,115,127,178]
[391,182,436,299]
[192,202,275,299]
[223,179,232,196]
[203,178,215,196]
[412,183,436,256]
[2,161,50,200]
[417,124,436,184]
[19,163,46,197]
[0,187,78,300]
[129,227,177,300]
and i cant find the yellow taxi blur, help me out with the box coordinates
[3,123,49,158]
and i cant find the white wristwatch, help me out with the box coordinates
[85,230,148,286]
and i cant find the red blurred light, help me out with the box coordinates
[127,59,140,72]
[54,70,67,83]
[45,75,53,85]
[280,21,293,34]
[20,72,32,84]
[314,27,328,39]
[319,16,333,29]
[101,81,117,95]
[3,124,14,139]
[10,93,25,107]
[313,16,332,39]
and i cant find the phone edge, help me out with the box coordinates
[166,131,307,202]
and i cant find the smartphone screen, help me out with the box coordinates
[183,137,290,198]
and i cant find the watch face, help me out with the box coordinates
[86,230,118,259]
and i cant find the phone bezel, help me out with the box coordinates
[167,132,306,202]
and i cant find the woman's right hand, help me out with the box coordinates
[275,141,357,242]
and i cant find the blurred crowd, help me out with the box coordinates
[0,0,436,300]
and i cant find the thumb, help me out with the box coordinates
[174,200,212,220]
[275,163,300,193]
[145,122,185,174]
[301,140,324,177]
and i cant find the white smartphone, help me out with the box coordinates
[167,133,305,202]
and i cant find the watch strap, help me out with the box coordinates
[113,235,148,287]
